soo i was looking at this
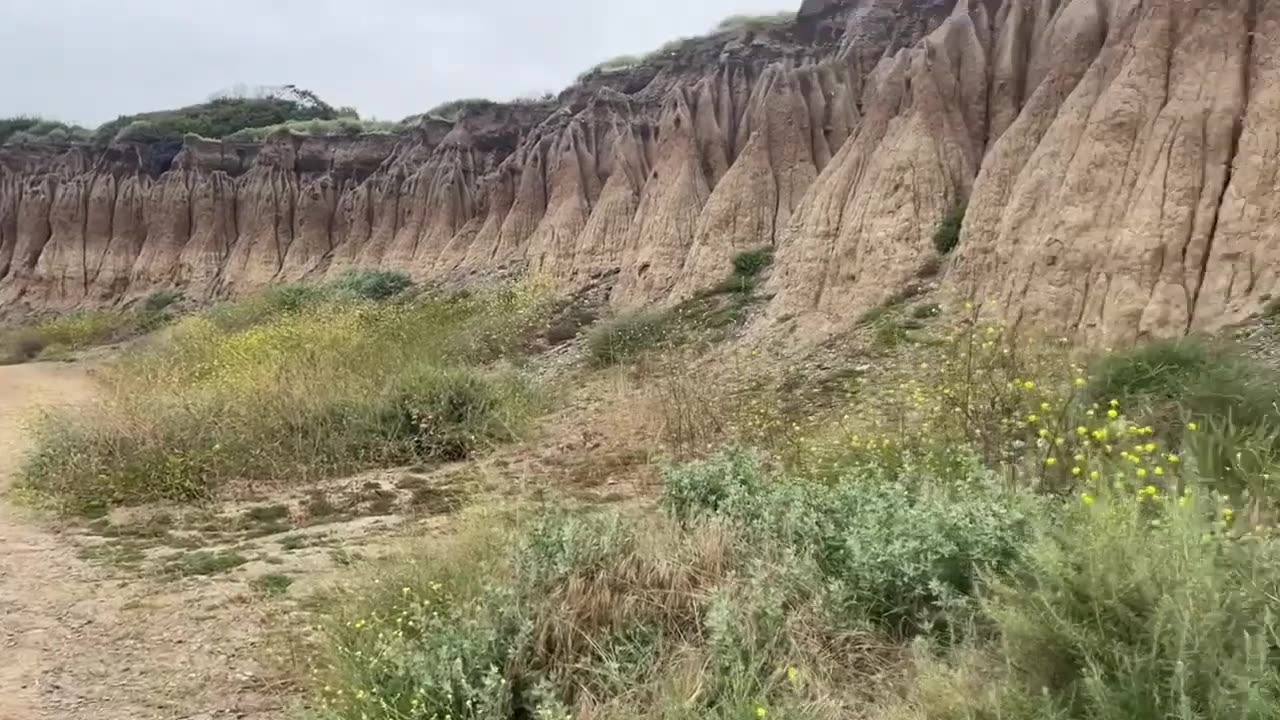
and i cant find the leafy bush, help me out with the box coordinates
[328,269,413,301]
[0,327,47,365]
[731,247,774,280]
[19,282,553,511]
[33,309,132,355]
[664,449,1038,633]
[1087,337,1280,436]
[586,312,671,367]
[906,493,1280,720]
[0,116,92,146]
[426,98,498,121]
[932,204,965,255]
[93,89,339,145]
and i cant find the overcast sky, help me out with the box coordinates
[2,0,794,127]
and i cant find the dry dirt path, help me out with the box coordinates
[0,361,284,720]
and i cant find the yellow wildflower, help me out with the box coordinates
[1188,422,1199,431]
[787,666,799,685]
[1110,399,1120,407]
[1045,457,1057,467]
[1040,402,1051,411]
[1077,426,1089,436]
[1024,381,1036,390]
[1107,409,1119,419]
[756,706,768,718]
[1081,493,1096,506]
[1154,466,1165,476]
[1090,470,1100,480]
[1072,466,1082,476]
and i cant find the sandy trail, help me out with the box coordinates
[0,361,281,720]
[0,362,98,720]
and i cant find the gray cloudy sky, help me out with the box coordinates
[3,0,793,127]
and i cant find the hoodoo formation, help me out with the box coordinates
[1,0,1275,344]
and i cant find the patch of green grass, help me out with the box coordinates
[251,573,295,596]
[78,540,148,567]
[164,549,248,577]
[243,504,290,524]
[19,281,552,512]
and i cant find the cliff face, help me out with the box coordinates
[2,0,1276,344]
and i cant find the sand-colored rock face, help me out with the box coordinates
[2,0,1278,342]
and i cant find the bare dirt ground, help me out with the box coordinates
[0,361,293,720]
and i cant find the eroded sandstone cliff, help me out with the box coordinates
[2,0,1275,343]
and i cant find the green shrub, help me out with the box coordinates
[1088,337,1280,436]
[426,98,497,121]
[0,327,47,365]
[586,312,671,367]
[663,448,1038,633]
[716,12,794,32]
[932,204,965,255]
[34,309,131,354]
[93,90,340,146]
[964,493,1280,719]
[731,247,774,279]
[328,269,413,301]
[0,116,92,146]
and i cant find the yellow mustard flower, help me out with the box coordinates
[1188,422,1199,431]
[1045,457,1057,467]
[1081,493,1096,505]
[1024,381,1036,390]
[1090,470,1100,481]
[756,706,768,718]
[1107,409,1119,419]
[1072,467,1082,476]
